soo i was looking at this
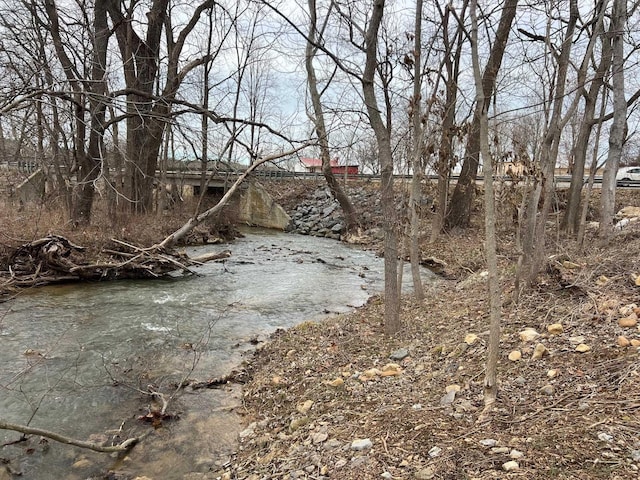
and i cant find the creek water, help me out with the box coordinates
[0,229,433,479]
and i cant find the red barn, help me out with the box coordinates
[300,158,359,175]
[331,165,359,175]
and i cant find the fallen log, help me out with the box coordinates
[0,234,230,300]
[190,250,232,263]
[0,419,139,453]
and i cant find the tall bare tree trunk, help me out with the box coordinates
[562,10,612,233]
[306,0,357,233]
[468,0,501,412]
[44,0,111,224]
[408,0,425,301]
[75,0,109,223]
[599,0,627,238]
[107,0,212,214]
[578,93,608,249]
[446,0,518,230]
[430,1,466,241]
[519,0,578,285]
[362,0,400,335]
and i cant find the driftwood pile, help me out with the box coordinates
[0,234,230,300]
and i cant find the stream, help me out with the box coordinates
[0,229,434,479]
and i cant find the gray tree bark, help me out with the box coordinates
[562,1,611,233]
[599,0,627,238]
[408,0,425,301]
[305,0,358,234]
[362,0,401,335]
[468,0,501,413]
[446,0,518,230]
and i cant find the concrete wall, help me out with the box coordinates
[238,181,290,230]
[16,169,45,204]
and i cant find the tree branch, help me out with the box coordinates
[0,419,139,453]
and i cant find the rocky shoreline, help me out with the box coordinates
[286,185,383,241]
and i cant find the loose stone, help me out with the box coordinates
[335,459,348,469]
[464,333,479,345]
[619,316,638,328]
[502,460,520,472]
[540,384,555,395]
[519,328,540,342]
[508,350,522,361]
[480,438,498,447]
[618,336,631,347]
[491,447,510,454]
[510,449,524,459]
[351,438,373,451]
[532,343,548,360]
[428,446,442,458]
[569,335,586,345]
[575,343,591,353]
[547,323,564,335]
[597,432,613,442]
[327,377,344,387]
[439,390,456,406]
[381,363,402,376]
[390,348,409,361]
[297,400,314,414]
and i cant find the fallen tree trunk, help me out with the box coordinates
[0,419,139,453]
[152,145,308,250]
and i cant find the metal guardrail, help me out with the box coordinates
[5,161,640,187]
[2,161,39,174]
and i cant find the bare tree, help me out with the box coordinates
[305,0,358,233]
[106,0,214,214]
[407,0,425,301]
[360,0,401,334]
[468,0,501,414]
[264,0,402,333]
[515,0,624,287]
[446,0,519,230]
[430,0,468,241]
[562,1,612,234]
[43,0,108,224]
[599,0,628,237]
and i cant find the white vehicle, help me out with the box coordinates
[616,166,640,187]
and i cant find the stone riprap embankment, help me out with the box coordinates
[286,185,383,241]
